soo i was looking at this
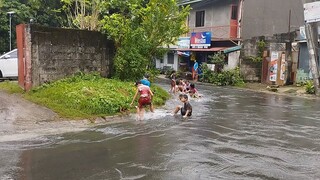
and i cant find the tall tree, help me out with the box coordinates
[0,0,32,54]
[101,0,190,80]
[0,0,66,54]
[26,0,67,27]
[61,0,102,30]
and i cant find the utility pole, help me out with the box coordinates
[303,0,320,95]
[286,9,292,85]
[305,22,320,95]
[7,11,15,51]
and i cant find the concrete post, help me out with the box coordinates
[303,0,320,95]
[305,22,320,95]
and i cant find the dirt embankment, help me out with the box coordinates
[0,90,59,135]
[241,83,318,99]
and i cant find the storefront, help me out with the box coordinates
[177,32,213,74]
[157,31,241,75]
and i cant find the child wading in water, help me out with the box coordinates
[131,81,154,120]
[169,71,177,94]
[188,83,200,98]
[173,94,192,118]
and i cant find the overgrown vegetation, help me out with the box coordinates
[207,52,225,65]
[200,63,245,86]
[61,0,101,30]
[305,80,315,94]
[0,73,170,119]
[101,0,190,80]
[207,52,226,73]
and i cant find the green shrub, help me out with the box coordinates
[207,52,226,73]
[145,68,161,82]
[305,80,315,94]
[208,52,225,65]
[200,63,213,83]
[164,68,176,79]
[200,64,244,86]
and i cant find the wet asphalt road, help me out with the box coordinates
[1,82,320,180]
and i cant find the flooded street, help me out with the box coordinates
[1,82,320,180]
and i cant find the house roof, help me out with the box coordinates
[178,0,221,6]
[223,45,242,54]
[178,0,204,5]
[179,0,224,10]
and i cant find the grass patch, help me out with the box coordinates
[1,73,170,119]
[0,81,24,94]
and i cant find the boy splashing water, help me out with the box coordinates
[173,94,192,118]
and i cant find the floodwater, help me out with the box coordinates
[1,82,320,180]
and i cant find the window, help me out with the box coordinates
[231,6,238,20]
[196,11,205,27]
[167,52,174,64]
[0,49,17,59]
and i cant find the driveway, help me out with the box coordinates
[0,90,98,141]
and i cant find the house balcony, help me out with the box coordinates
[189,25,239,40]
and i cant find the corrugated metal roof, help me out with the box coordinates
[223,45,242,54]
[178,0,204,5]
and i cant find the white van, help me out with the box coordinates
[0,49,18,79]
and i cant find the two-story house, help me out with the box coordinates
[157,0,304,74]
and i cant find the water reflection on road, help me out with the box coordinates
[1,82,320,180]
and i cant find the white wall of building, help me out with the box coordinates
[156,52,179,71]
[224,51,240,70]
[188,0,239,39]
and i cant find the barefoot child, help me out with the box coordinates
[131,81,154,120]
[173,94,192,118]
[187,83,202,98]
[169,71,177,93]
[177,79,185,92]
[140,73,154,111]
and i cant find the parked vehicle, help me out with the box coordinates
[0,49,18,79]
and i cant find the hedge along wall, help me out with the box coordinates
[20,24,115,89]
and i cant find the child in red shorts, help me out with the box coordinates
[131,81,154,120]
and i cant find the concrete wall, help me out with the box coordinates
[224,51,240,70]
[241,0,304,40]
[240,32,301,83]
[240,59,262,82]
[25,24,114,87]
[188,0,239,39]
